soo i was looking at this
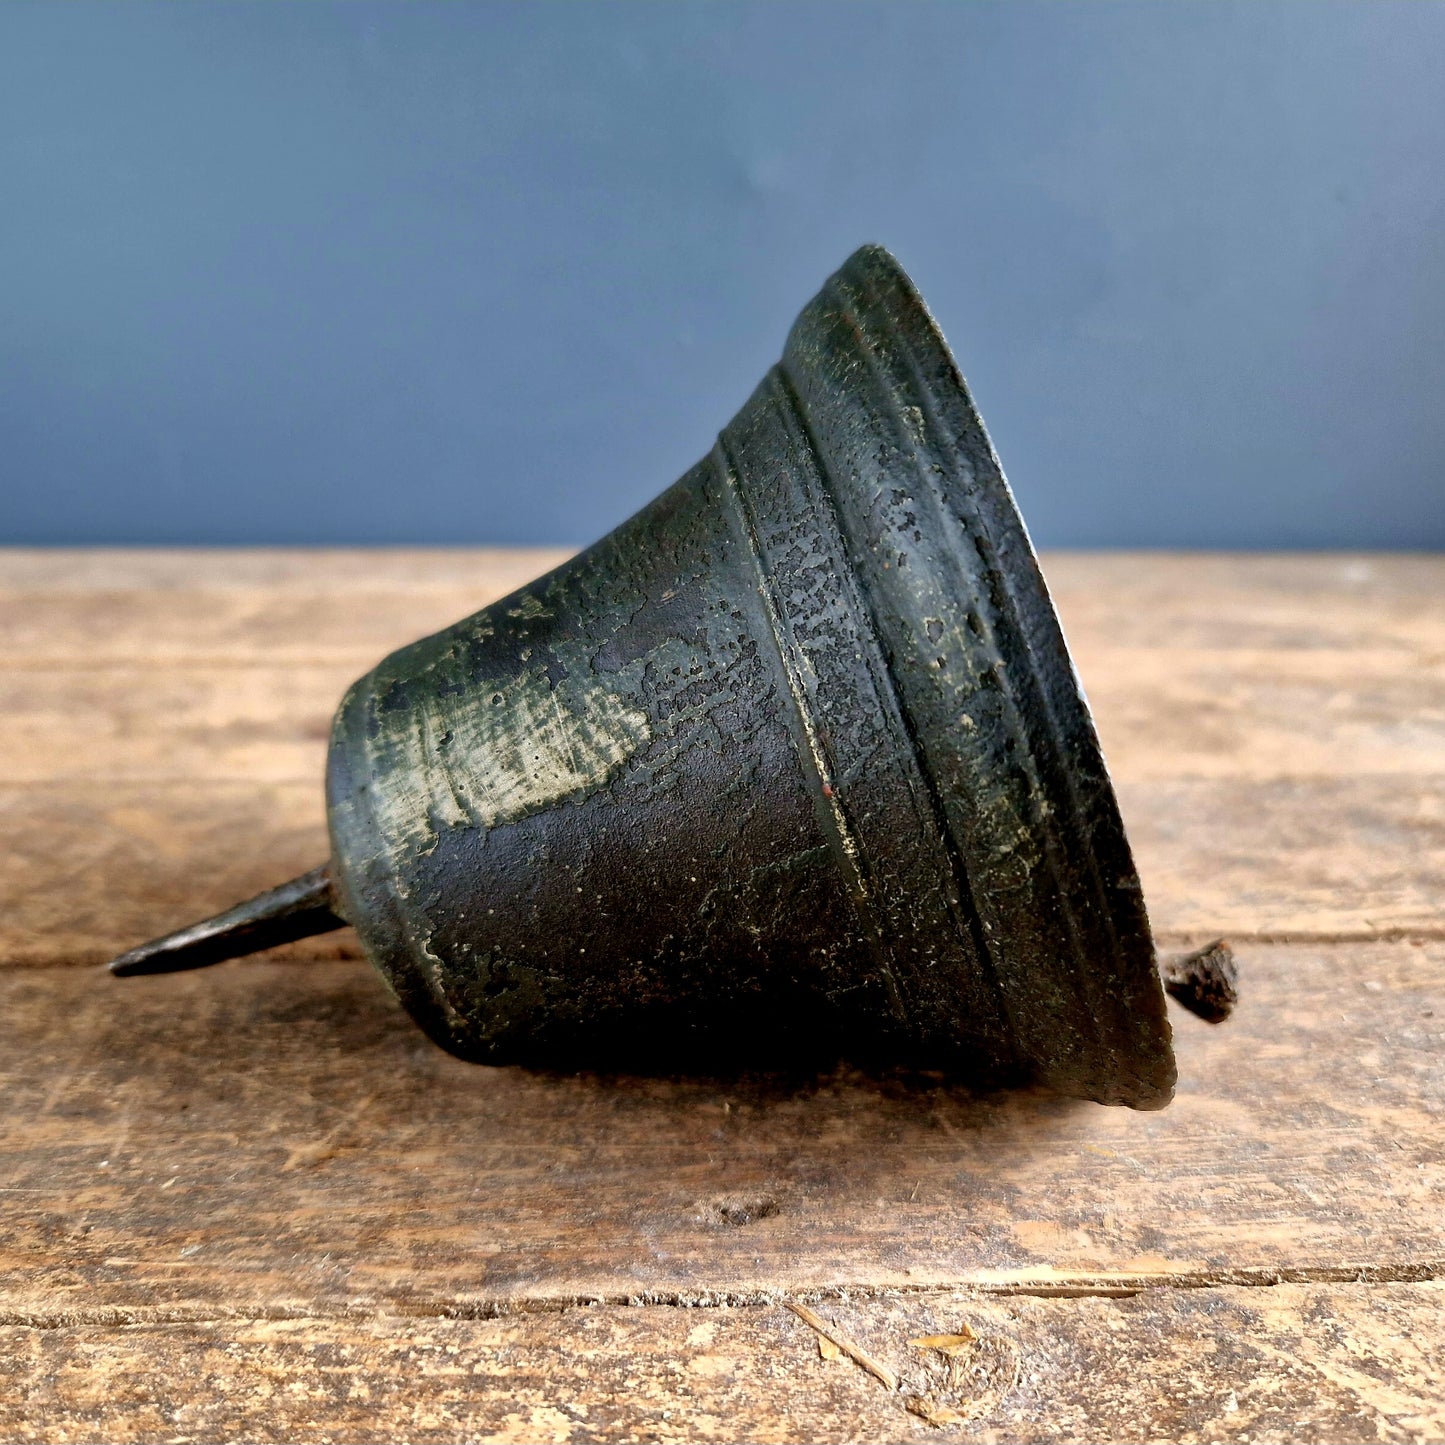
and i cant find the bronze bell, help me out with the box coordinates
[110,245,1175,1110]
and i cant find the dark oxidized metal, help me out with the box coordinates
[110,245,1176,1109]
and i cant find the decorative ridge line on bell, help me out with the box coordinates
[109,244,1176,1110]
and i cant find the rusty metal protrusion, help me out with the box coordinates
[108,865,344,976]
[1160,939,1239,1023]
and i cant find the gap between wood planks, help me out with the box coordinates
[5,1264,1444,1332]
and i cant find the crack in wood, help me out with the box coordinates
[5,1263,1442,1332]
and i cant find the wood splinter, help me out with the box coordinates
[787,1302,899,1391]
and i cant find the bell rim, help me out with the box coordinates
[778,244,1175,1109]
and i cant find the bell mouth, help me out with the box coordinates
[771,245,1174,1109]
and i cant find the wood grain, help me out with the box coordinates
[0,942,1439,1320]
[0,548,572,666]
[2,1283,1441,1444]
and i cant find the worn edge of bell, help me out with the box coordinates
[779,265,1063,1085]
[852,249,1175,1106]
[829,252,1115,1075]
[799,245,1175,1108]
[842,246,1170,1102]
[866,245,1176,1105]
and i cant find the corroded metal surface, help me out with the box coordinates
[112,246,1175,1108]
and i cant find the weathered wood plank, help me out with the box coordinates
[0,669,343,784]
[2,1282,1441,1444]
[0,549,571,666]
[1044,550,1445,652]
[0,782,339,967]
[1117,775,1444,940]
[0,943,1438,1318]
[0,549,572,597]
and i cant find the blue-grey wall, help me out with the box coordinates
[3,1,1442,548]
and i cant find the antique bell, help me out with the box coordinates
[110,245,1176,1110]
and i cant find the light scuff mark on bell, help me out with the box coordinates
[362,659,653,864]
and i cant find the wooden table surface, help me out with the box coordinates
[1,550,1441,1444]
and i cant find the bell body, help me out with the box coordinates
[323,247,1174,1107]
